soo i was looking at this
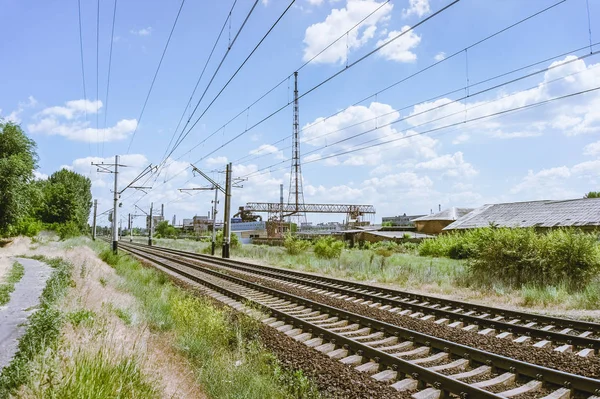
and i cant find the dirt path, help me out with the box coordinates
[0,257,52,370]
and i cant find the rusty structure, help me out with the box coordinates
[287,71,307,226]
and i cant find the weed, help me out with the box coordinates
[98,277,107,287]
[67,309,96,327]
[0,261,25,306]
[113,307,133,326]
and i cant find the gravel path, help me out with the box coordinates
[0,257,52,370]
[194,260,600,379]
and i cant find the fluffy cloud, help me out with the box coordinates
[434,51,445,62]
[29,117,137,142]
[375,26,421,63]
[301,101,438,165]
[27,99,137,142]
[0,96,38,123]
[402,0,430,18]
[205,156,228,167]
[249,144,285,159]
[584,141,600,156]
[402,55,600,142]
[415,152,477,178]
[303,0,393,64]
[130,27,152,36]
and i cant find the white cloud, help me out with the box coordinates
[40,99,102,119]
[403,55,600,141]
[376,26,421,63]
[205,156,228,167]
[415,152,477,178]
[307,0,324,4]
[27,99,137,142]
[28,117,137,142]
[249,144,285,159]
[302,0,393,64]
[0,96,38,123]
[130,27,152,36]
[434,51,445,62]
[584,141,600,156]
[302,101,438,165]
[402,0,430,18]
[33,171,48,180]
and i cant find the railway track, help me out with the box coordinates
[114,240,600,399]
[123,241,600,354]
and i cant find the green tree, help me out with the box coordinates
[0,122,38,236]
[155,221,177,238]
[41,169,92,232]
[584,191,600,198]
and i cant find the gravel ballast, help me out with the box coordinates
[186,258,600,379]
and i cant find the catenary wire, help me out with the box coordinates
[102,0,118,157]
[126,0,187,154]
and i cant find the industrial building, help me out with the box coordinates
[381,214,425,227]
[412,208,474,235]
[444,198,600,232]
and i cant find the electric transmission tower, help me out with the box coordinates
[287,71,306,228]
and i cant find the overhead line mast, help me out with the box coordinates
[288,71,306,225]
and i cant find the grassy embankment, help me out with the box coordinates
[0,261,25,306]
[0,257,71,398]
[82,238,321,399]
[136,227,600,312]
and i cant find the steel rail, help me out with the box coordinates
[124,241,600,350]
[118,242,600,398]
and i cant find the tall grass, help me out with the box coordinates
[89,240,321,398]
[0,261,25,305]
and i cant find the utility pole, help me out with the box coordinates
[222,163,232,258]
[129,213,133,242]
[148,202,154,246]
[211,189,218,255]
[92,199,98,241]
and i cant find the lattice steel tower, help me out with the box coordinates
[288,71,307,226]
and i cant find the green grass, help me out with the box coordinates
[31,348,159,399]
[0,261,25,306]
[67,309,96,328]
[0,257,72,398]
[71,238,321,399]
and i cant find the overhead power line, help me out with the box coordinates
[186,0,459,167]
[126,0,187,154]
[157,0,239,177]
[77,0,90,153]
[237,0,569,164]
[234,42,599,166]
[164,0,295,163]
[102,0,118,157]
[239,58,600,179]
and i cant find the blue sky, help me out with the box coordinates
[1,0,600,227]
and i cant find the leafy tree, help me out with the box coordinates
[0,122,38,236]
[41,169,92,232]
[584,191,600,198]
[155,221,178,238]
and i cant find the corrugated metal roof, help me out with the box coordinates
[412,207,474,222]
[444,198,600,230]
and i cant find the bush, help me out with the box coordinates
[10,217,43,237]
[313,237,344,259]
[56,221,82,240]
[419,227,600,290]
[283,234,310,255]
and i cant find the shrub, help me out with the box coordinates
[283,233,310,255]
[10,217,43,237]
[423,227,600,290]
[313,237,344,259]
[56,221,82,240]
